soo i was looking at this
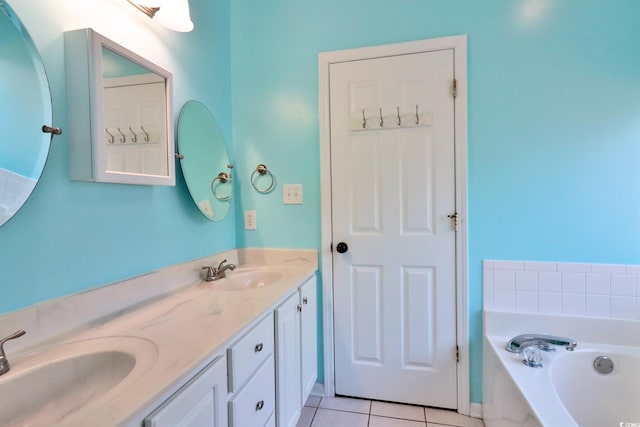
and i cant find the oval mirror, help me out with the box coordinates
[0,1,53,227]
[178,101,232,222]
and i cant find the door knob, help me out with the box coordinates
[336,242,348,254]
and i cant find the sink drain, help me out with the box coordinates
[593,355,614,374]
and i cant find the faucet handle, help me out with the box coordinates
[0,330,25,348]
[216,259,228,270]
[0,330,26,373]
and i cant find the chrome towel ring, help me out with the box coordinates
[251,164,275,194]
[211,165,233,201]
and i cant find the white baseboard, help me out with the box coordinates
[311,382,325,397]
[469,402,483,419]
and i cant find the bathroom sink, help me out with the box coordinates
[0,336,157,427]
[214,268,282,290]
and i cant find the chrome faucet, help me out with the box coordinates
[0,330,26,376]
[506,333,577,353]
[202,259,236,281]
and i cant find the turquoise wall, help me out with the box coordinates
[2,0,639,408]
[0,0,234,313]
[230,0,640,403]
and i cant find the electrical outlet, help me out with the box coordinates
[244,210,257,230]
[283,184,303,204]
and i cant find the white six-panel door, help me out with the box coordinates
[330,49,458,408]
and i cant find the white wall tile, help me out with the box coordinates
[538,271,561,292]
[494,270,516,290]
[591,263,627,275]
[586,295,611,317]
[516,291,538,313]
[524,261,558,271]
[627,265,640,275]
[493,290,516,312]
[493,260,524,270]
[611,275,636,297]
[561,272,586,293]
[557,262,590,273]
[586,274,610,295]
[483,259,640,321]
[516,270,537,291]
[611,296,637,319]
[538,292,562,314]
[483,269,494,297]
[525,261,556,272]
[562,293,586,316]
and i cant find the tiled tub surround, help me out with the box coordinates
[0,248,317,426]
[483,311,640,427]
[483,260,640,319]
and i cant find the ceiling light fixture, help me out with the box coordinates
[126,0,194,32]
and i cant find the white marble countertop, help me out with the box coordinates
[2,249,317,427]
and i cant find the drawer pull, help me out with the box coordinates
[303,297,308,304]
[255,343,264,352]
[256,400,265,411]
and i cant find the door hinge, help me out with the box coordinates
[455,345,460,363]
[452,79,458,98]
[447,212,458,231]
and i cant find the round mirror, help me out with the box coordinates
[178,101,232,221]
[0,1,52,227]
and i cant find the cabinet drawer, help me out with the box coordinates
[229,355,275,427]
[227,312,274,392]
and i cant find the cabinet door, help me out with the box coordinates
[144,355,228,427]
[275,292,302,427]
[300,277,318,403]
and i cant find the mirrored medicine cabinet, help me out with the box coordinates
[64,28,175,186]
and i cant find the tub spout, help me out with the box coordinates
[506,334,577,353]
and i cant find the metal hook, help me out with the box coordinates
[105,128,115,144]
[379,108,384,127]
[116,128,126,143]
[128,127,138,143]
[362,109,366,129]
[415,105,420,125]
[140,126,150,142]
[396,106,401,126]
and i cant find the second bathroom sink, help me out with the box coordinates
[214,267,282,290]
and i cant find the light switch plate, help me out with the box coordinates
[283,184,303,204]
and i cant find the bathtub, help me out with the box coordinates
[483,311,640,427]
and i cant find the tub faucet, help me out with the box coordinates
[0,330,26,376]
[506,333,577,353]
[202,259,236,281]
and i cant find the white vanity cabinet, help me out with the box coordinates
[227,313,276,427]
[144,355,228,427]
[275,277,317,427]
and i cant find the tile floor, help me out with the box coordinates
[296,396,485,427]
